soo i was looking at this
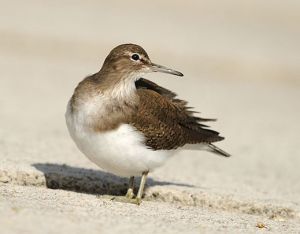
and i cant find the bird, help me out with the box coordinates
[65,43,230,205]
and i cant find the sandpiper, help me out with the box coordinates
[65,44,230,205]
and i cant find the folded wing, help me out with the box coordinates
[131,78,225,151]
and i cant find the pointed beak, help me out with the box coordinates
[151,63,183,77]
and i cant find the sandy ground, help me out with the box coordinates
[1,1,300,233]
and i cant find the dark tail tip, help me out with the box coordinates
[208,144,231,157]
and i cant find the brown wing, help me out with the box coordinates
[131,78,224,150]
[135,78,177,99]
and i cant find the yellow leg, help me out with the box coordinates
[136,171,148,205]
[125,176,135,199]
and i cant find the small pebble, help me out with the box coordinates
[256,222,266,229]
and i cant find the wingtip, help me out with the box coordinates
[208,144,231,157]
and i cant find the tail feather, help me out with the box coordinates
[207,144,231,157]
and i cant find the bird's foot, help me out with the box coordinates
[135,197,142,205]
[125,188,135,199]
[111,196,142,205]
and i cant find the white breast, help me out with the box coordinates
[65,100,174,177]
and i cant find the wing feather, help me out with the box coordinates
[131,78,224,150]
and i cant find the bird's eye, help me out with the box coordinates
[131,54,140,61]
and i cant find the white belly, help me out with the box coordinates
[65,102,174,177]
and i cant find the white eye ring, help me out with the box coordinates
[131,53,140,61]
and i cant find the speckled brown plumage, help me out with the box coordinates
[130,78,224,150]
[66,43,230,204]
[69,44,228,156]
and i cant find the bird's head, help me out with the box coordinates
[100,44,183,80]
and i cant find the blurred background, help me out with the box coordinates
[1,0,300,212]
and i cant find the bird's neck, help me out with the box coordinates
[69,71,140,132]
[95,70,140,101]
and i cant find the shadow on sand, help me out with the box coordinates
[32,163,194,196]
